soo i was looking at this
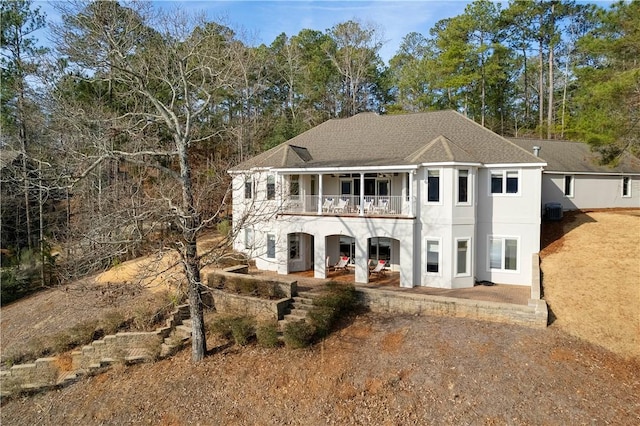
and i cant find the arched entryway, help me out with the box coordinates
[287,232,314,272]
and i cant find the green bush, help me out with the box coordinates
[0,267,39,306]
[256,320,280,348]
[307,282,359,338]
[230,316,256,346]
[208,315,235,340]
[283,320,315,349]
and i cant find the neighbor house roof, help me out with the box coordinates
[509,138,640,174]
[231,111,545,172]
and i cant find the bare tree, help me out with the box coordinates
[51,1,241,361]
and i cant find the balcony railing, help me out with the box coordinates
[280,195,414,217]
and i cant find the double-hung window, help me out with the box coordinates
[491,170,519,194]
[489,236,518,271]
[427,170,440,202]
[267,175,275,200]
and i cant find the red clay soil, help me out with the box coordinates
[1,210,639,424]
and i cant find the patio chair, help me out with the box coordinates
[334,256,350,271]
[334,198,349,213]
[322,198,334,212]
[372,199,389,214]
[369,260,387,277]
[360,200,373,214]
[326,256,334,271]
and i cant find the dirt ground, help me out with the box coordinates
[1,210,639,424]
[540,209,640,360]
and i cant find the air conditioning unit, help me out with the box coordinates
[545,202,563,221]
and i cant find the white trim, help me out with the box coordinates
[455,237,472,277]
[455,168,472,205]
[420,161,482,167]
[274,165,419,174]
[544,170,640,176]
[424,237,442,276]
[488,169,521,196]
[563,175,574,198]
[622,176,632,198]
[487,235,519,273]
[486,162,547,168]
[424,167,443,205]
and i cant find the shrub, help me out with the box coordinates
[230,316,256,346]
[283,320,314,349]
[256,320,280,348]
[208,315,234,340]
[307,282,359,338]
[51,320,99,353]
[101,310,128,335]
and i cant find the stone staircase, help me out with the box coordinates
[278,292,318,329]
[1,304,192,398]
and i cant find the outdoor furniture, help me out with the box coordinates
[333,256,350,272]
[372,199,389,214]
[322,198,334,212]
[360,200,373,214]
[334,198,349,213]
[369,260,387,277]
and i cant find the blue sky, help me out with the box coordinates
[36,0,616,64]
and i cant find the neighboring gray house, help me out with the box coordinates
[509,138,640,211]
[230,111,546,289]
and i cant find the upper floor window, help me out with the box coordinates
[290,175,300,199]
[244,178,253,199]
[622,176,631,197]
[427,170,440,202]
[267,175,275,200]
[458,169,469,203]
[491,170,519,194]
[564,175,574,197]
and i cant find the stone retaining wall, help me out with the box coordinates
[358,289,547,328]
[203,289,291,321]
[209,268,298,298]
[0,304,190,398]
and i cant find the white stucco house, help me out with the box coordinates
[509,138,640,211]
[230,110,548,289]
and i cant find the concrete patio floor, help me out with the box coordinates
[255,269,531,306]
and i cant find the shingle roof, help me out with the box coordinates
[508,138,640,174]
[231,110,545,172]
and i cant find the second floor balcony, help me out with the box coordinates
[280,194,415,218]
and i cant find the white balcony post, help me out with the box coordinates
[359,172,365,216]
[409,171,414,216]
[318,173,323,214]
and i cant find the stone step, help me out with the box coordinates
[182,319,193,328]
[174,324,192,338]
[291,302,315,311]
[284,310,309,321]
[56,371,79,385]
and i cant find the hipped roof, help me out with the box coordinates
[231,110,544,172]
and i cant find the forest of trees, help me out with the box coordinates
[1,0,638,360]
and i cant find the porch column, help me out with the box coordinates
[359,172,365,216]
[318,173,323,215]
[354,237,369,284]
[276,173,283,212]
[409,170,415,216]
[314,233,327,279]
